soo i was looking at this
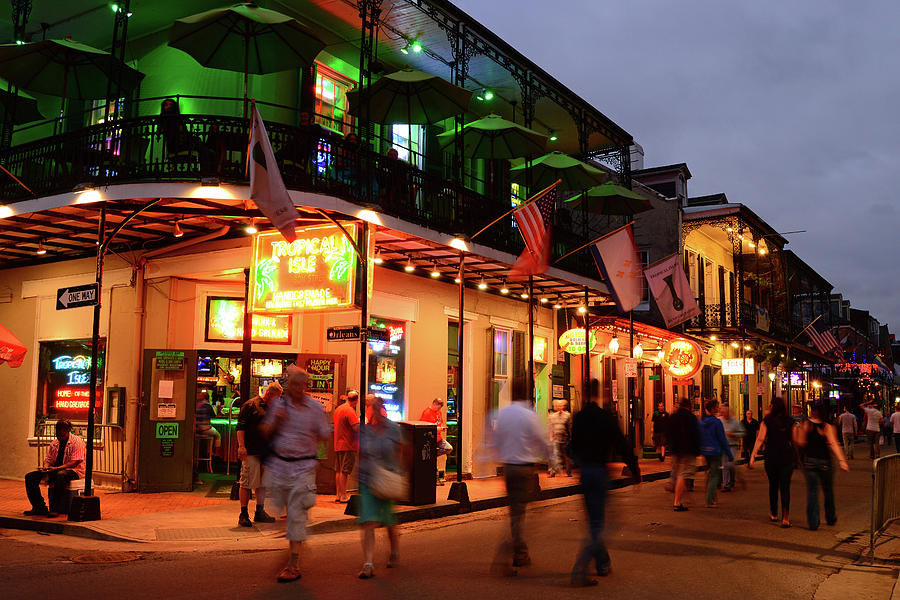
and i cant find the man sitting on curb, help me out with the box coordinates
[24,420,86,517]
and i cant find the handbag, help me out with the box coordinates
[368,463,408,502]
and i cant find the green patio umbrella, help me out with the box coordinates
[0,85,44,125]
[510,150,607,191]
[346,68,474,125]
[566,182,653,215]
[435,113,547,159]
[0,39,145,105]
[168,2,326,114]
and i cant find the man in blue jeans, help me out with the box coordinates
[569,379,641,587]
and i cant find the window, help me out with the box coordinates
[35,339,106,431]
[640,250,650,302]
[368,317,407,421]
[315,64,354,135]
[391,124,424,169]
[686,249,699,297]
[704,258,718,305]
[492,327,510,379]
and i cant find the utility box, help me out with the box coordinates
[398,421,437,506]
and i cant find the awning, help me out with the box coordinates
[589,316,712,349]
[0,322,26,367]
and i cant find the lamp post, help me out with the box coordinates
[768,371,776,403]
[448,236,470,508]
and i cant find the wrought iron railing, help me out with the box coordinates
[35,423,126,491]
[0,114,599,280]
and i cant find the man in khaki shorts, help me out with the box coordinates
[236,381,282,527]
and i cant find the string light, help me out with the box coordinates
[404,258,415,273]
[173,221,184,238]
[478,276,488,290]
[430,263,441,278]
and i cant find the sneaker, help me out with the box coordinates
[238,512,252,527]
[254,510,275,523]
[358,563,374,579]
[597,563,611,577]
[24,508,50,517]
[673,504,688,512]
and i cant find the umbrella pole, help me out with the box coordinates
[55,68,69,136]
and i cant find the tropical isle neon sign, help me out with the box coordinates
[250,225,358,313]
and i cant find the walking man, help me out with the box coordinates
[890,404,900,455]
[24,420,86,516]
[667,397,700,511]
[719,405,744,492]
[489,380,547,575]
[838,405,858,459]
[741,410,759,460]
[260,369,331,582]
[548,399,572,477]
[236,381,281,527]
[569,379,640,587]
[652,401,669,462]
[334,390,360,503]
[862,401,884,459]
[420,398,453,484]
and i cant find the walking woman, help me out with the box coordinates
[357,395,402,579]
[796,402,849,529]
[749,397,796,528]
[699,399,732,508]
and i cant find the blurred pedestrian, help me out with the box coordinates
[357,395,402,579]
[838,405,858,459]
[741,410,759,460]
[667,397,700,511]
[236,381,281,527]
[333,390,360,503]
[862,401,884,459]
[699,399,732,507]
[749,397,796,528]
[548,399,572,477]
[890,405,900,455]
[795,402,849,530]
[488,381,548,575]
[652,401,669,462]
[569,379,640,587]
[260,369,331,582]
[719,405,744,492]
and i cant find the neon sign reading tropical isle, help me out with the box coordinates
[250,225,359,313]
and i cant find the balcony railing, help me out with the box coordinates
[686,301,786,336]
[0,113,600,280]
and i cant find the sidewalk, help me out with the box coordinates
[0,457,671,544]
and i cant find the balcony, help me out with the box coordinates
[0,107,600,280]
[686,302,789,339]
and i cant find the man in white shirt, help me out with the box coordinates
[890,405,900,455]
[489,384,548,575]
[862,401,884,459]
[838,406,858,459]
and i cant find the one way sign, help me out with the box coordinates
[56,283,100,310]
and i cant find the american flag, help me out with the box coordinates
[511,183,557,275]
[804,318,841,358]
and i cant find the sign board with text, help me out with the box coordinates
[624,358,639,378]
[155,351,185,371]
[721,358,754,375]
[56,283,99,310]
[205,297,292,344]
[327,325,363,341]
[250,225,359,314]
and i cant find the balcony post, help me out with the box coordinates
[1,0,32,149]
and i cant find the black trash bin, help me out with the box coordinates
[399,421,437,505]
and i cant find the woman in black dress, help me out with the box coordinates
[749,397,796,528]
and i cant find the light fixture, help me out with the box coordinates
[553,298,562,309]
[744,345,752,351]
[245,219,258,235]
[540,296,548,304]
[430,263,440,278]
[412,40,422,53]
[520,288,529,299]
[609,336,619,354]
[748,241,755,248]
[356,208,382,225]
[173,221,184,238]
[710,335,717,341]
[768,372,776,382]
[404,258,415,273]
[476,88,494,101]
[730,341,739,348]
[373,253,384,265]
[454,276,462,284]
[500,280,509,294]
[478,277,488,290]
[577,305,587,314]
[449,236,469,252]
[111,3,133,16]
[758,247,767,255]
[633,342,643,360]
[548,130,558,142]
[36,240,47,255]
[400,42,409,54]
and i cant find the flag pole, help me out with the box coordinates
[528,275,534,404]
[470,179,561,242]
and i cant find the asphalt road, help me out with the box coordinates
[1,455,897,600]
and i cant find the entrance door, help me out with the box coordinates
[138,349,198,492]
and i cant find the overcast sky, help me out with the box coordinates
[454,0,899,331]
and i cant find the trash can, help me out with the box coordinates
[399,421,437,505]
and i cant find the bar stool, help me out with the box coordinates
[194,434,215,474]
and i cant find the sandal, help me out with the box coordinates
[780,521,791,529]
[276,565,302,582]
[769,515,778,522]
[358,563,374,579]
[673,504,688,512]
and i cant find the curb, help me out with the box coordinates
[1,464,682,544]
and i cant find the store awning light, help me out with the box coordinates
[373,252,384,265]
[173,221,184,238]
[730,341,739,348]
[500,280,509,295]
[430,263,441,278]
[35,240,47,255]
[404,258,415,273]
[449,236,469,252]
[609,336,619,354]
[553,297,562,309]
[577,305,587,314]
[244,219,258,235]
[477,276,488,290]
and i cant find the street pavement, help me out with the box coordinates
[1,451,898,600]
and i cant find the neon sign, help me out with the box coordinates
[250,225,359,313]
[206,298,292,343]
[41,339,105,417]
[533,336,548,363]
[662,339,703,379]
[558,329,597,355]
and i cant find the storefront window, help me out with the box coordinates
[493,328,510,379]
[35,339,106,430]
[368,317,406,421]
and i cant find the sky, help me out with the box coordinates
[453,0,900,330]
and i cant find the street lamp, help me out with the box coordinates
[769,371,776,399]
